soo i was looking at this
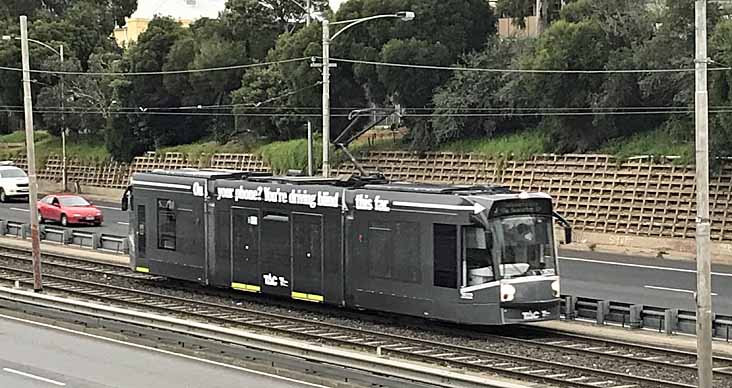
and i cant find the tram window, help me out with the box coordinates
[157,199,176,250]
[433,224,457,288]
[367,221,420,283]
[464,226,495,286]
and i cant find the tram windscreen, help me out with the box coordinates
[495,215,555,278]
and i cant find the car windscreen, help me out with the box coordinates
[59,197,90,207]
[1,168,26,178]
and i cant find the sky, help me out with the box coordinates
[131,0,346,19]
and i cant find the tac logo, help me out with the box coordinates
[192,182,205,197]
[521,310,552,320]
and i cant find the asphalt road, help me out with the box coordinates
[0,314,322,388]
[559,249,732,315]
[0,198,127,236]
[2,199,731,315]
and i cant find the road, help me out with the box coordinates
[0,314,322,388]
[0,198,127,236]
[2,199,731,315]
[559,249,732,315]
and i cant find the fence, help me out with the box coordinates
[12,151,732,242]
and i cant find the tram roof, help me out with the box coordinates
[134,169,516,196]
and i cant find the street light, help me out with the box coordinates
[318,11,415,178]
[2,35,67,191]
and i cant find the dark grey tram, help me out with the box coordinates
[124,169,572,325]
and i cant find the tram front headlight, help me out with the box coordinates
[500,283,516,302]
[551,279,560,297]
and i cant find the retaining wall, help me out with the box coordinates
[12,151,732,245]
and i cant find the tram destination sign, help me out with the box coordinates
[490,198,552,217]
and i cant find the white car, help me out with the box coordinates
[0,162,29,202]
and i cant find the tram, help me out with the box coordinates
[122,169,571,325]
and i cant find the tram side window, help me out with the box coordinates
[367,221,420,283]
[157,199,176,250]
[433,224,457,288]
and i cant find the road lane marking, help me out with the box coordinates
[644,285,718,296]
[9,207,28,212]
[0,314,329,388]
[95,205,120,211]
[117,222,129,226]
[3,368,66,386]
[560,256,732,278]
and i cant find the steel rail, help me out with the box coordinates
[0,261,709,388]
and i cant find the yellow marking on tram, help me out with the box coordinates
[135,266,149,273]
[291,291,323,303]
[231,282,261,292]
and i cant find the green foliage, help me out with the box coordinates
[439,131,548,160]
[432,38,533,146]
[257,137,323,174]
[601,128,693,165]
[0,131,110,163]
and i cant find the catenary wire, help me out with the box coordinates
[0,57,310,76]
[330,57,732,74]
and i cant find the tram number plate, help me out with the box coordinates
[522,310,552,320]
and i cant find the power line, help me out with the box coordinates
[14,107,732,117]
[0,57,310,76]
[331,57,732,74]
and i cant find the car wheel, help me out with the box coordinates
[94,221,102,227]
[0,188,6,203]
[60,214,68,227]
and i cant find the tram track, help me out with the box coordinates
[0,251,727,387]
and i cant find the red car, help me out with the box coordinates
[37,194,104,226]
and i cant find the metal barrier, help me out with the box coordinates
[99,234,128,253]
[70,230,96,249]
[0,218,128,254]
[562,295,732,340]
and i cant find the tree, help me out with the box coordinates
[431,38,533,145]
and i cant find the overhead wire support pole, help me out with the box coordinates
[19,15,43,292]
[60,44,66,192]
[695,0,713,387]
[319,11,415,178]
[321,19,331,177]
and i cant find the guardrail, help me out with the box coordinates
[562,295,732,341]
[0,286,514,388]
[0,219,128,254]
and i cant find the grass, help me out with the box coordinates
[257,137,324,174]
[159,139,262,164]
[600,129,694,165]
[439,131,549,160]
[0,131,110,164]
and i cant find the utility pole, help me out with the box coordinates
[20,15,43,292]
[321,19,331,177]
[694,0,712,387]
[60,44,66,192]
[306,0,311,26]
[307,121,313,176]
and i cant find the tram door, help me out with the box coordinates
[260,211,291,297]
[231,207,260,291]
[291,213,323,302]
[136,205,146,259]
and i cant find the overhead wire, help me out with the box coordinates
[330,57,732,74]
[0,57,311,76]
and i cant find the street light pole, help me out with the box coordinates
[319,11,415,178]
[694,0,712,386]
[19,15,43,292]
[2,35,66,191]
